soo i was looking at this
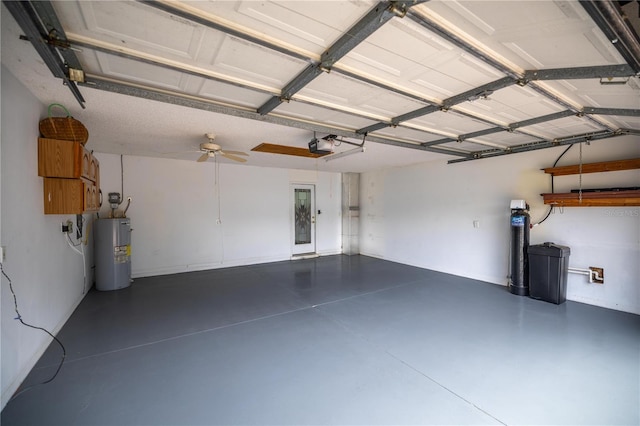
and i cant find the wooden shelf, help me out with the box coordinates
[543,158,640,176]
[542,190,640,207]
[541,157,640,207]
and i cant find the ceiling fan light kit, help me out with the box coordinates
[194,133,248,163]
[200,142,221,152]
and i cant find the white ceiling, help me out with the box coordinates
[2,1,639,172]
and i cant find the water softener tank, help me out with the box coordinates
[95,218,132,291]
[509,207,530,296]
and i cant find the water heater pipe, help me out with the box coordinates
[568,267,603,283]
[123,197,132,217]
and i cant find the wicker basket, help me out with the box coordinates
[39,103,89,144]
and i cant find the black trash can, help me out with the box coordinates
[528,242,570,304]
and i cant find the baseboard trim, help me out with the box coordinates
[291,253,320,260]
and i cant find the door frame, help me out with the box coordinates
[291,183,316,256]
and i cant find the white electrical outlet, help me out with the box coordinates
[0,246,5,262]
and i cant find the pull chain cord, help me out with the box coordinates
[579,142,583,204]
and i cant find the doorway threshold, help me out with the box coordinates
[291,253,319,260]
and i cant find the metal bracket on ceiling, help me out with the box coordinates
[467,90,493,102]
[325,133,367,148]
[599,77,631,85]
[388,2,408,18]
[44,31,70,49]
[68,68,85,83]
[580,0,640,73]
[357,122,392,134]
[4,1,86,108]
[448,129,627,164]
[582,107,640,116]
[524,64,636,81]
[45,31,85,84]
[552,130,614,145]
[620,128,640,136]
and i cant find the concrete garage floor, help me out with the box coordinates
[2,255,639,425]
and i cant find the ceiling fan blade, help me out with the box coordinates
[197,153,209,162]
[221,152,247,163]
[221,150,248,156]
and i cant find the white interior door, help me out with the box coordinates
[292,184,316,255]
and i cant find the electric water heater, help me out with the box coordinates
[95,218,132,291]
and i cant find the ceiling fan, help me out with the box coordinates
[197,133,248,163]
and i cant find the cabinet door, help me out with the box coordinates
[82,150,91,180]
[88,156,100,183]
[38,138,84,178]
[43,178,98,214]
[44,178,84,214]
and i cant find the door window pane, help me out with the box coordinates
[295,189,311,244]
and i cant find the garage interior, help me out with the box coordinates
[1,0,639,424]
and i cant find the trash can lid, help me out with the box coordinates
[528,242,571,257]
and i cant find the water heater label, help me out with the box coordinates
[114,245,130,263]
[511,216,525,227]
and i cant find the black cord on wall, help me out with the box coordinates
[536,144,574,226]
[1,262,66,401]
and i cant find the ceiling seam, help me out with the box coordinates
[138,0,314,62]
[67,35,281,96]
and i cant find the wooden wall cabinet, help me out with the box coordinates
[38,138,100,214]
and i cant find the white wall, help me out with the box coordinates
[1,67,93,408]
[94,153,342,277]
[361,137,640,314]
